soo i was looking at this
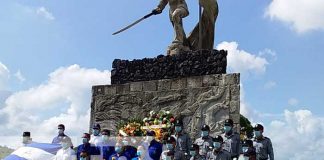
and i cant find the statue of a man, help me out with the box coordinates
[153,0,190,55]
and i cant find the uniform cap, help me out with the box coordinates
[201,124,210,131]
[212,135,223,143]
[224,119,234,126]
[92,123,101,129]
[23,132,30,137]
[253,124,264,131]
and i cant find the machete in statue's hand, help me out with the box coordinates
[112,11,158,35]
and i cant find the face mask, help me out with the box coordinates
[213,142,221,149]
[224,126,232,133]
[131,138,137,144]
[190,151,196,156]
[61,142,69,149]
[58,129,64,135]
[22,137,29,144]
[242,147,249,153]
[122,140,129,146]
[82,138,88,144]
[80,157,86,160]
[102,135,109,142]
[244,156,250,160]
[165,156,172,160]
[175,126,182,132]
[115,146,122,153]
[137,151,142,156]
[166,143,174,150]
[201,131,209,137]
[93,129,100,136]
[146,136,153,142]
[254,131,261,138]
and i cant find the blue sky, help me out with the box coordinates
[0,0,324,159]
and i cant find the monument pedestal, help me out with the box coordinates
[90,50,240,138]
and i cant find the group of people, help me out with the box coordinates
[21,119,274,160]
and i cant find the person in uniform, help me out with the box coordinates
[172,119,192,160]
[222,119,240,159]
[77,133,101,160]
[22,131,33,146]
[161,136,180,160]
[253,124,274,160]
[241,140,256,160]
[189,144,204,160]
[194,125,213,158]
[206,135,231,160]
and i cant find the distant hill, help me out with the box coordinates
[0,145,14,159]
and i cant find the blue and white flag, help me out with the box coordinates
[4,143,61,160]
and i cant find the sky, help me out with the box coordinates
[0,0,324,159]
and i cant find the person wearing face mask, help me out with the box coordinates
[146,131,163,160]
[89,123,104,160]
[206,135,231,160]
[240,140,256,160]
[77,133,101,160]
[161,136,179,160]
[222,119,240,160]
[172,119,191,160]
[22,131,33,146]
[52,124,73,148]
[189,144,204,160]
[53,136,77,160]
[123,136,138,160]
[101,129,116,160]
[194,125,213,158]
[109,143,127,160]
[253,124,274,160]
[90,123,104,146]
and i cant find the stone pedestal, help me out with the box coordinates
[90,73,240,138]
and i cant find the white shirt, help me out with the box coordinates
[53,148,76,160]
[89,135,104,160]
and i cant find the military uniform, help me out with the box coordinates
[222,132,240,159]
[253,137,274,160]
[206,150,231,160]
[194,136,213,158]
[189,154,205,160]
[172,132,191,160]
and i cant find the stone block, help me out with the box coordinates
[187,76,203,88]
[229,101,239,113]
[130,82,143,92]
[158,79,171,91]
[202,75,216,87]
[104,85,116,95]
[171,78,187,90]
[143,81,157,91]
[224,74,240,85]
[116,84,130,94]
[230,113,240,124]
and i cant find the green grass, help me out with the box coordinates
[0,145,14,159]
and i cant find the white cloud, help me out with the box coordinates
[14,70,25,83]
[288,98,299,106]
[267,109,324,159]
[217,41,269,77]
[0,64,110,148]
[0,62,10,90]
[265,0,324,33]
[264,81,277,90]
[36,7,55,21]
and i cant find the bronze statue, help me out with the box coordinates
[113,0,219,55]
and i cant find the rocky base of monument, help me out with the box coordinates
[111,49,227,84]
[91,73,240,138]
